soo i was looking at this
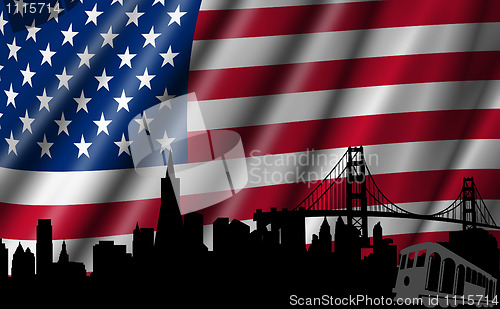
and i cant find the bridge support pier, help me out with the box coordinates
[462,177,477,231]
[346,146,369,247]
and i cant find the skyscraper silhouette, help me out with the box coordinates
[154,152,183,259]
[183,212,208,254]
[334,216,361,264]
[133,223,154,264]
[309,217,332,255]
[36,219,52,277]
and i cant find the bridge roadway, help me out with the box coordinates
[255,209,500,230]
[306,210,499,229]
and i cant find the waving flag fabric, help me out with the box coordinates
[188,0,500,251]
[0,0,201,271]
[1,0,500,272]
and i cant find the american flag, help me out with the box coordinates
[2,0,500,272]
[0,0,199,271]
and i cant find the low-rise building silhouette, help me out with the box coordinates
[12,243,35,280]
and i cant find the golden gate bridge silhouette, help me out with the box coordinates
[254,146,499,247]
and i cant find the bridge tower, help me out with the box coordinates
[346,146,369,246]
[461,177,477,230]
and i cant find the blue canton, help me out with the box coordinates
[0,0,200,171]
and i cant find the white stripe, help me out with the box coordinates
[181,139,500,194]
[188,80,500,131]
[0,167,161,205]
[199,0,374,11]
[1,139,500,205]
[191,23,500,70]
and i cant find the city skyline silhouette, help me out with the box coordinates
[0,151,497,307]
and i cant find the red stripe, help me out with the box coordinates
[189,109,500,159]
[193,169,500,224]
[188,51,500,101]
[1,169,500,240]
[0,199,161,240]
[195,0,500,40]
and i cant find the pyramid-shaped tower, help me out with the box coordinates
[155,151,183,258]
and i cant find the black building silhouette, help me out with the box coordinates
[309,217,332,255]
[132,223,154,265]
[0,240,7,280]
[92,241,132,280]
[154,153,183,259]
[12,243,35,280]
[183,212,208,254]
[446,228,500,278]
[52,240,86,281]
[36,219,52,278]
[334,216,362,264]
[372,221,398,267]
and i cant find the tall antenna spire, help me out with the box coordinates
[167,150,174,178]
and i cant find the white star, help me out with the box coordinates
[56,67,72,90]
[74,135,92,158]
[0,113,3,128]
[142,26,161,48]
[55,113,71,135]
[20,63,35,87]
[136,68,155,90]
[25,20,40,42]
[40,43,56,66]
[167,5,187,26]
[4,84,18,107]
[61,24,78,46]
[156,88,174,109]
[93,113,112,135]
[19,110,35,133]
[114,133,133,156]
[37,88,52,111]
[156,131,175,153]
[85,3,102,25]
[77,46,94,68]
[114,90,132,112]
[134,112,153,133]
[160,46,179,67]
[95,69,113,91]
[100,26,118,48]
[48,2,64,22]
[7,38,21,61]
[117,47,136,68]
[110,0,123,5]
[0,12,8,35]
[13,0,26,16]
[152,0,164,5]
[37,134,53,158]
[5,131,19,155]
[126,5,144,26]
[74,90,91,112]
